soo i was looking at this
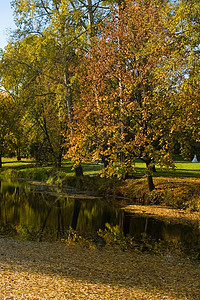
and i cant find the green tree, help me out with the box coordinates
[0,36,70,166]
[0,93,16,166]
[8,0,112,171]
[4,0,95,169]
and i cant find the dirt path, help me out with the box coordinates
[0,237,200,299]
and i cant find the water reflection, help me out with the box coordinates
[121,211,200,255]
[0,180,199,256]
[0,180,119,241]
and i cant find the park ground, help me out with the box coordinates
[0,237,200,299]
[0,157,200,299]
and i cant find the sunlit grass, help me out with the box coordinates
[0,158,104,180]
[134,159,200,178]
[1,157,200,179]
[2,157,34,167]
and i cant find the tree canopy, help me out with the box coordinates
[0,0,199,190]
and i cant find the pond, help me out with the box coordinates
[0,179,200,256]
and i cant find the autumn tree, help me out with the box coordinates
[1,0,108,174]
[8,0,110,172]
[73,0,200,191]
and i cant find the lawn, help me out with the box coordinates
[135,160,200,178]
[1,156,200,179]
[2,157,34,167]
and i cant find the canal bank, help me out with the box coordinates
[0,179,200,259]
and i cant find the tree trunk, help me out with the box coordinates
[147,174,155,192]
[64,69,74,135]
[146,161,155,192]
[56,147,63,168]
[87,0,95,38]
[17,149,21,161]
[75,164,83,177]
[0,154,2,168]
[63,69,84,176]
[101,154,109,168]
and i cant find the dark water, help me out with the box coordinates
[0,179,200,255]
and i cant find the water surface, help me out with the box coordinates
[0,179,199,256]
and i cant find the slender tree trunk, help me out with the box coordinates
[0,154,2,168]
[117,3,124,136]
[57,139,64,168]
[41,115,57,164]
[64,70,74,132]
[146,161,155,192]
[101,155,109,168]
[87,0,95,38]
[17,149,21,161]
[57,150,63,168]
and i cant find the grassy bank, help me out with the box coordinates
[1,157,200,212]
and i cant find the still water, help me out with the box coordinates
[0,179,200,255]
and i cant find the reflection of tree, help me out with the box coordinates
[39,206,52,242]
[57,200,65,239]
[162,223,200,253]
[71,199,81,230]
[0,182,119,241]
[74,200,118,233]
[119,211,200,255]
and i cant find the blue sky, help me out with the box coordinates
[0,1,16,49]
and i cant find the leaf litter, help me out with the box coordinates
[0,237,199,299]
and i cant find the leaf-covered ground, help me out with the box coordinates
[0,238,199,299]
[123,204,200,227]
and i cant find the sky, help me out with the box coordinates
[0,1,16,49]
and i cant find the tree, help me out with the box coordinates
[0,93,16,166]
[74,0,200,191]
[0,30,78,166]
[8,0,113,171]
[4,0,100,170]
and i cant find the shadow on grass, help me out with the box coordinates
[134,166,200,179]
[154,170,200,179]
[1,159,200,180]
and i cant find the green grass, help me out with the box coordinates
[0,158,104,182]
[134,159,200,178]
[1,156,200,180]
[2,158,34,168]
